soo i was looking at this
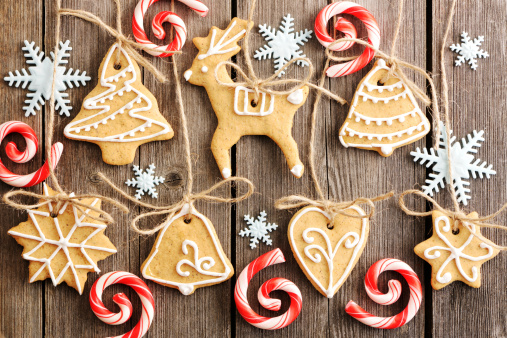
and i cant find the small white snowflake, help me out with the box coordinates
[450,32,489,70]
[125,163,165,200]
[254,14,313,77]
[411,122,496,205]
[239,211,278,249]
[4,40,91,117]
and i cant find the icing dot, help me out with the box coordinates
[387,120,393,126]
[201,66,208,73]
[399,116,405,123]
[376,120,382,126]
[355,117,361,122]
[85,127,90,132]
[364,120,370,125]
[111,116,115,120]
[367,136,373,140]
[381,145,393,155]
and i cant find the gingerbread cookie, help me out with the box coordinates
[339,59,430,156]
[184,18,310,179]
[8,184,117,294]
[288,205,369,298]
[64,43,174,165]
[141,203,234,295]
[414,210,499,290]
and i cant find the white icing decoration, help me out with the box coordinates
[234,86,274,116]
[7,184,117,295]
[222,168,231,179]
[290,164,303,177]
[287,89,304,105]
[141,203,232,296]
[176,240,224,278]
[289,206,367,298]
[424,215,494,283]
[201,66,208,73]
[340,60,430,151]
[198,20,246,60]
[63,43,171,142]
[184,70,192,81]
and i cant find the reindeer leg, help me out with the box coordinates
[269,131,304,178]
[211,126,242,179]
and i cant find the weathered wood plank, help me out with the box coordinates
[0,1,44,337]
[432,1,507,337]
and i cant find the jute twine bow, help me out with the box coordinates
[398,0,506,251]
[2,0,131,224]
[59,0,182,83]
[213,0,347,106]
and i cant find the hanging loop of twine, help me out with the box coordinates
[95,173,254,235]
[58,4,181,82]
[399,190,507,251]
[275,191,394,220]
[3,189,129,224]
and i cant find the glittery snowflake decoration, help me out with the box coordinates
[125,163,165,200]
[450,32,489,70]
[254,14,313,77]
[411,122,496,205]
[4,40,91,117]
[239,211,278,249]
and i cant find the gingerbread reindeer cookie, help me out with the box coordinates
[184,18,309,179]
[64,43,174,165]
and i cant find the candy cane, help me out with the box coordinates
[90,271,155,338]
[234,249,302,330]
[132,0,209,57]
[0,121,63,188]
[345,258,422,329]
[315,1,380,77]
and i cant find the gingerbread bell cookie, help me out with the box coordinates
[141,204,234,295]
[339,59,430,156]
[8,184,117,294]
[414,210,500,290]
[184,18,310,179]
[288,205,369,298]
[64,43,174,165]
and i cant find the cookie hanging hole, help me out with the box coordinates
[183,217,192,224]
[377,80,385,86]
[452,228,460,235]
[250,99,258,108]
[327,222,334,230]
[113,63,122,70]
[50,211,58,218]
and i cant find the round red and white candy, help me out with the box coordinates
[315,1,380,77]
[234,249,302,330]
[132,0,209,57]
[90,271,155,338]
[0,121,63,187]
[345,258,422,329]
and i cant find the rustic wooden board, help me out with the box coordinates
[0,0,506,337]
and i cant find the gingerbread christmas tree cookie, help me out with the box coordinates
[8,184,117,294]
[64,43,174,165]
[339,59,430,156]
[414,210,499,290]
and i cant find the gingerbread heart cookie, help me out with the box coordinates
[288,205,368,298]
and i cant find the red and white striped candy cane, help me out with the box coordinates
[90,271,155,338]
[345,258,422,329]
[132,0,208,57]
[235,249,302,330]
[315,1,380,77]
[0,121,63,188]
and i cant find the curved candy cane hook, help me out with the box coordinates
[90,271,155,338]
[235,249,303,330]
[345,258,422,329]
[0,121,63,187]
[133,0,209,57]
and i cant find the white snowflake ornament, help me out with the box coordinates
[450,32,489,70]
[411,122,496,205]
[239,211,278,249]
[125,163,165,200]
[4,40,91,117]
[254,14,313,77]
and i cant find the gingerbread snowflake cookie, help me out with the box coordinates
[414,210,499,290]
[64,43,174,165]
[184,18,309,179]
[288,205,369,298]
[339,59,430,156]
[8,184,117,294]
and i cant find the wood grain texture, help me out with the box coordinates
[0,0,505,337]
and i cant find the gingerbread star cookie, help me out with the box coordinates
[414,210,500,290]
[64,43,174,165]
[8,184,117,294]
[184,18,309,179]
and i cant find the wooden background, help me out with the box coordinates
[0,0,506,337]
